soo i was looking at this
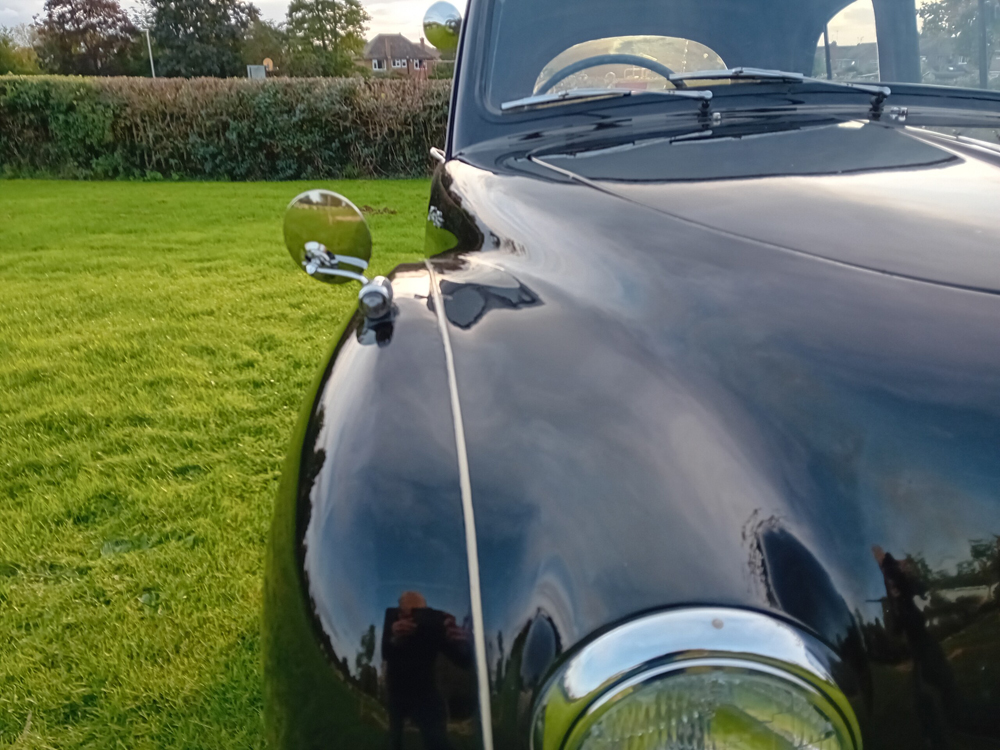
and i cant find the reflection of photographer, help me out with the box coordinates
[873,546,958,748]
[382,592,471,750]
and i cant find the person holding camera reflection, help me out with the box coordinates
[382,591,472,750]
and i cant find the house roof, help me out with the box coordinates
[363,34,441,61]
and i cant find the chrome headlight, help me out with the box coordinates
[532,608,861,750]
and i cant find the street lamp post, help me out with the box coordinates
[823,25,833,80]
[145,28,156,78]
[978,0,993,89]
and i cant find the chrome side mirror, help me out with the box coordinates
[424,1,462,53]
[284,190,393,319]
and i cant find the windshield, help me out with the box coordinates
[482,0,1000,109]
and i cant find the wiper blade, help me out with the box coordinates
[501,88,711,113]
[669,67,891,98]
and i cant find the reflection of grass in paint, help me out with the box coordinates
[426,222,460,255]
[0,178,430,749]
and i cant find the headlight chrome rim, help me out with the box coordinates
[531,607,862,750]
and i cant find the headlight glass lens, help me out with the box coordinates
[573,667,853,750]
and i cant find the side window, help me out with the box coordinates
[919,0,999,88]
[815,0,998,88]
[372,59,386,71]
[814,0,880,81]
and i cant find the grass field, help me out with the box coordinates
[0,179,432,749]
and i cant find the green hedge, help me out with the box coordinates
[0,76,451,180]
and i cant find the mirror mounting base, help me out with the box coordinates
[358,276,394,320]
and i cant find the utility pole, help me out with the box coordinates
[145,28,156,78]
[823,25,833,80]
[979,0,989,89]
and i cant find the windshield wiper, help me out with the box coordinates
[501,68,888,115]
[669,67,891,99]
[501,88,711,113]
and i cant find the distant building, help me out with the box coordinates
[828,41,880,79]
[362,34,441,78]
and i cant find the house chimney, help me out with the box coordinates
[420,37,425,47]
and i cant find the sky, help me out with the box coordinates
[1,0,881,48]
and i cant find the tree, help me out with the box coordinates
[0,25,41,74]
[33,0,140,75]
[149,0,257,78]
[241,17,286,71]
[285,0,368,76]
[428,60,455,79]
[919,0,998,70]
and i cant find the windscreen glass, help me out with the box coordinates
[483,0,999,108]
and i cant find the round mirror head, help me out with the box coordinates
[424,1,462,53]
[284,190,372,285]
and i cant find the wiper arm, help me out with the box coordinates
[501,89,628,112]
[501,88,711,113]
[669,67,891,99]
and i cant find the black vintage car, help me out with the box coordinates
[263,0,1000,748]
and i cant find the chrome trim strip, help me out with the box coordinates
[425,259,495,750]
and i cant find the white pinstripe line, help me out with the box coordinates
[425,259,495,750]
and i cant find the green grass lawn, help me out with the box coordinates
[0,179,432,749]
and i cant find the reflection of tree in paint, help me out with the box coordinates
[873,545,960,746]
[864,538,1000,741]
[492,611,563,750]
[744,511,1000,740]
[356,624,379,696]
[870,537,1000,647]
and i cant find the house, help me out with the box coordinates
[827,41,880,79]
[362,34,441,78]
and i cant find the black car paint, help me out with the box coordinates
[264,115,1000,749]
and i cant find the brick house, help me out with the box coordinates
[362,34,441,78]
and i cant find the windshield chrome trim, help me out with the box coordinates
[530,607,862,750]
